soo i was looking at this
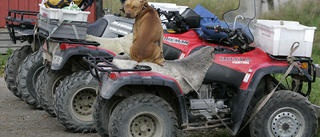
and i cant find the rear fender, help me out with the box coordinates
[51,46,115,70]
[100,74,184,98]
[230,65,311,134]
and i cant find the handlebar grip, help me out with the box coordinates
[206,25,224,33]
[206,26,216,29]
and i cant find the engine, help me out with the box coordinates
[188,84,231,120]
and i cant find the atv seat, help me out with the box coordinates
[86,18,108,37]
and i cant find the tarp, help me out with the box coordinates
[193,4,229,41]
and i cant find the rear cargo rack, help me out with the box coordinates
[5,9,38,44]
[5,9,38,25]
[46,37,101,46]
[38,32,101,57]
[83,54,152,82]
[37,31,100,46]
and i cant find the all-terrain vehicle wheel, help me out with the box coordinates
[16,49,44,109]
[4,45,33,98]
[54,70,98,133]
[93,95,124,136]
[36,66,71,117]
[237,75,275,136]
[249,90,318,137]
[108,93,178,137]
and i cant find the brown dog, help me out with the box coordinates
[124,0,165,65]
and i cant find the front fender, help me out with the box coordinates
[51,46,115,70]
[230,65,310,134]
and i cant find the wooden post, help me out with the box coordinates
[316,65,320,78]
[312,104,320,118]
[267,0,274,11]
[96,0,103,20]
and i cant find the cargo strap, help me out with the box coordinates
[72,24,80,39]
[237,42,301,135]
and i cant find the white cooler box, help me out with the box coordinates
[39,3,90,21]
[38,2,90,40]
[256,20,316,57]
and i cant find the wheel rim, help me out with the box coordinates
[267,107,305,137]
[129,112,164,137]
[51,75,66,97]
[71,87,96,122]
[32,66,45,90]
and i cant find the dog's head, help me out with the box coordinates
[124,0,148,18]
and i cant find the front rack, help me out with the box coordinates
[83,54,152,82]
[269,54,316,97]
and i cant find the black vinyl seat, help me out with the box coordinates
[86,18,108,37]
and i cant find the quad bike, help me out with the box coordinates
[37,2,189,133]
[4,9,44,103]
[3,0,94,108]
[84,0,318,136]
[37,13,134,132]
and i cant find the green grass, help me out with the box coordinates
[259,0,320,106]
[103,0,238,20]
[0,48,13,77]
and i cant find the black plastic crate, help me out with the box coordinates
[38,14,89,40]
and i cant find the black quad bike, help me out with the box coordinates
[3,0,94,108]
[4,9,44,103]
[84,0,318,136]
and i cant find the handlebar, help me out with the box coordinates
[206,25,231,34]
[155,8,187,33]
[155,6,254,53]
[156,8,180,21]
[206,25,251,52]
[205,26,215,29]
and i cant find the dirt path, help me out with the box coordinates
[0,78,99,137]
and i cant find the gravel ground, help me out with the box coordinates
[0,76,233,137]
[0,78,99,137]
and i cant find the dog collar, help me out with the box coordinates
[136,6,147,18]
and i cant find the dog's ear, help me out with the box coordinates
[139,0,148,7]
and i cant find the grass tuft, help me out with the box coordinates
[0,48,13,77]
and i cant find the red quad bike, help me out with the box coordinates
[37,14,134,132]
[84,0,318,136]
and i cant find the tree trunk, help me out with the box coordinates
[267,0,274,11]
